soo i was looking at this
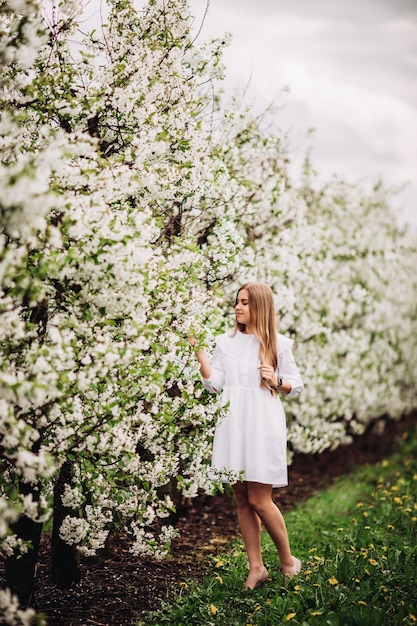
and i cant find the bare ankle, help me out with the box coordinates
[281,556,295,571]
[282,556,301,578]
[245,565,269,589]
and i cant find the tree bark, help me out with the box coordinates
[51,459,81,588]
[5,483,43,608]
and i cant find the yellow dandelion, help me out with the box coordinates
[365,568,371,576]
[214,573,223,584]
[179,581,189,588]
[294,584,300,591]
[408,614,417,623]
[358,600,367,606]
[404,508,412,513]
[394,497,402,504]
[210,604,218,615]
[362,511,369,517]
[412,517,417,522]
[382,460,389,467]
[285,613,296,621]
[311,611,323,616]
[388,524,395,530]
[356,502,365,508]
[328,576,338,585]
[255,604,261,611]
[337,527,344,532]
[364,526,371,530]
[391,485,399,492]
[369,559,378,566]
[413,475,417,481]
[215,560,223,568]
[309,546,317,553]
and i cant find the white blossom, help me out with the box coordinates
[0,588,41,626]
[59,516,89,545]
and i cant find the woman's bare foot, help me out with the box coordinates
[244,566,269,590]
[282,556,302,582]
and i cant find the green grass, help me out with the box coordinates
[139,428,417,626]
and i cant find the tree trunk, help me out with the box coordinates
[51,459,81,588]
[5,483,43,608]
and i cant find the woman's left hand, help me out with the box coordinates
[258,363,278,386]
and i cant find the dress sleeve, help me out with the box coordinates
[200,341,225,394]
[278,339,304,398]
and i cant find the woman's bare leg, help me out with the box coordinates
[233,482,268,588]
[246,482,301,578]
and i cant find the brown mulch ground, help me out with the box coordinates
[2,413,416,625]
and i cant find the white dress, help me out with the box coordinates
[202,330,304,488]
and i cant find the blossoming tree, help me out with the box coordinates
[0,0,416,620]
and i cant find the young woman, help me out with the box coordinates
[190,283,304,589]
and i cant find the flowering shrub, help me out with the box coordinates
[0,0,416,616]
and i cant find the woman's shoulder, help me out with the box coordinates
[215,331,293,345]
[214,330,236,345]
[277,332,294,353]
[213,329,247,352]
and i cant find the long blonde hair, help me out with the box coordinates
[234,283,278,394]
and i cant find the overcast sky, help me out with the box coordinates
[188,0,417,227]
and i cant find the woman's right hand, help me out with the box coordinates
[187,336,212,379]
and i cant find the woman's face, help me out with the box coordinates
[235,288,251,327]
